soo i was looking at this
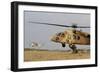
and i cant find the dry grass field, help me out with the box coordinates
[24,48,90,62]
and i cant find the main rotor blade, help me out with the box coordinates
[29,21,71,27]
[29,21,90,28]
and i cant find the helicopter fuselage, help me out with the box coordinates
[51,29,90,45]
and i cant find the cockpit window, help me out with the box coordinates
[57,33,62,36]
[57,32,65,37]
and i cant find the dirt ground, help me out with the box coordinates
[24,48,90,62]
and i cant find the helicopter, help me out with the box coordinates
[29,21,90,53]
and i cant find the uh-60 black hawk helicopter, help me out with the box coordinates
[29,21,90,53]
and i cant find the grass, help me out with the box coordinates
[24,48,90,62]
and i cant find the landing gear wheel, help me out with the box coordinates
[69,44,78,53]
[62,43,66,47]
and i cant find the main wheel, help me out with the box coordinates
[69,44,78,53]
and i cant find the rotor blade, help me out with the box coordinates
[75,26,90,28]
[29,21,71,27]
[29,21,90,28]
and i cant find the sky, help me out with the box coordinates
[24,11,90,50]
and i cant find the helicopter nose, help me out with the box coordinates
[51,36,59,42]
[56,37,59,41]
